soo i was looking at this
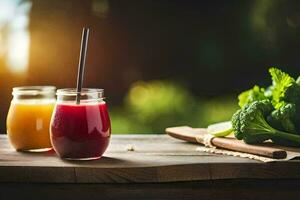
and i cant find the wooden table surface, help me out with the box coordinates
[1,134,300,200]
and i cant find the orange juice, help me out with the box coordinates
[6,86,56,151]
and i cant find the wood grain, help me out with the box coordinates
[0,135,300,183]
[166,126,287,159]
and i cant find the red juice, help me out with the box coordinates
[50,102,111,160]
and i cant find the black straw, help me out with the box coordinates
[76,27,90,104]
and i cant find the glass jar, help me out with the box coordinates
[50,88,111,160]
[6,86,56,152]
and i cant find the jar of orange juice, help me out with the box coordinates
[6,86,56,152]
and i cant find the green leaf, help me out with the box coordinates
[238,85,267,108]
[269,67,295,109]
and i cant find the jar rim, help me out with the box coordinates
[56,88,104,97]
[12,86,56,95]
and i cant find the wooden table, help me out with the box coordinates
[0,134,299,200]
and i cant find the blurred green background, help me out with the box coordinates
[1,0,300,133]
[111,80,238,133]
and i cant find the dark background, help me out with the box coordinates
[1,0,300,133]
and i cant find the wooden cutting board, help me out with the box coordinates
[166,126,287,159]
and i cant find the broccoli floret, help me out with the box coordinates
[268,68,300,133]
[267,103,296,133]
[231,100,300,146]
[283,82,300,132]
[284,83,300,107]
[231,108,242,139]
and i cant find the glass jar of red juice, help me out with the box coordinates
[50,88,111,160]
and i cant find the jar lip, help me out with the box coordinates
[56,88,104,97]
[12,86,56,95]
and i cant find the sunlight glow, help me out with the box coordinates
[0,0,32,73]
[7,29,30,73]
